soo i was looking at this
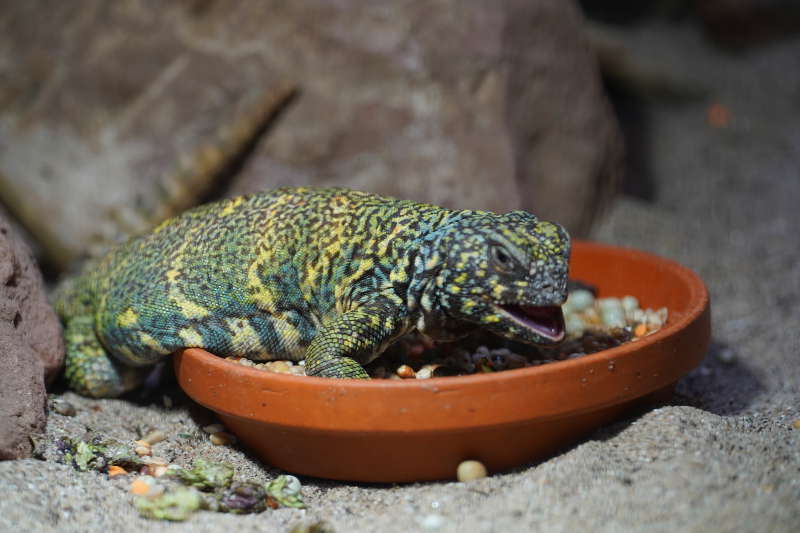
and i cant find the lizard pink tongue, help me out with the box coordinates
[499,304,565,341]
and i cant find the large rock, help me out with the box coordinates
[0,212,64,459]
[0,0,621,272]
[0,1,293,270]
[224,0,623,235]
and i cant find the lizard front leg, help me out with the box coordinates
[304,305,409,379]
[63,316,149,398]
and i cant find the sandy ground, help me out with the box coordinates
[1,22,799,533]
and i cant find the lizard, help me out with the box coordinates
[54,187,571,398]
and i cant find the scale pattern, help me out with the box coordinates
[54,187,570,397]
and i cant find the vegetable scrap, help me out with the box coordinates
[49,434,307,521]
[134,486,202,521]
[170,458,233,490]
[54,435,144,472]
[265,474,306,509]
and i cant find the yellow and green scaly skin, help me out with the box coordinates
[54,187,570,398]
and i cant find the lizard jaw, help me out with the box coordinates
[494,303,566,342]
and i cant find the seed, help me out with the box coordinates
[288,365,306,376]
[202,423,225,434]
[265,361,291,373]
[634,324,648,337]
[396,365,416,379]
[141,430,167,446]
[210,432,237,446]
[141,456,168,466]
[456,460,488,482]
[141,464,169,478]
[108,465,127,477]
[416,365,440,379]
[129,477,152,495]
[134,445,152,457]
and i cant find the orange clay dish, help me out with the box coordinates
[174,241,710,482]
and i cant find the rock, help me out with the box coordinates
[227,0,623,236]
[0,0,621,273]
[0,333,45,460]
[0,1,295,271]
[0,212,64,459]
[0,213,64,382]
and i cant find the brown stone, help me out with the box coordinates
[0,212,64,459]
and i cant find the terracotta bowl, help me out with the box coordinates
[174,241,710,482]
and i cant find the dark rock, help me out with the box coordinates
[0,212,64,459]
[0,214,64,382]
[698,0,800,48]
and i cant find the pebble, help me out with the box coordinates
[715,347,737,365]
[792,420,800,430]
[646,308,668,329]
[456,460,488,481]
[202,423,225,434]
[565,289,595,313]
[141,430,167,446]
[621,295,639,315]
[565,314,586,337]
[210,432,237,446]
[598,298,626,328]
[51,399,77,417]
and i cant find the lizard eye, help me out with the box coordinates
[491,245,513,270]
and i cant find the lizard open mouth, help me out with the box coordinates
[496,304,566,341]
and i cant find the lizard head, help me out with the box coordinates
[433,210,571,345]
